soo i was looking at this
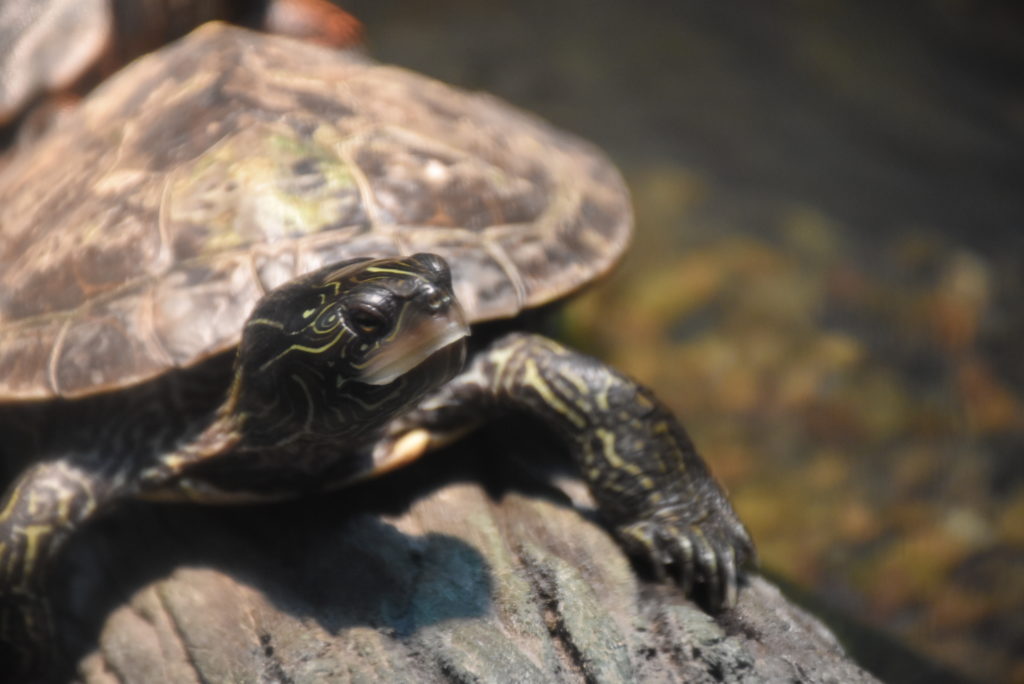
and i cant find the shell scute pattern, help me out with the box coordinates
[0,23,631,401]
[0,25,757,672]
[350,127,545,230]
[163,122,369,264]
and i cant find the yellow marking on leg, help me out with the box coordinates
[27,489,41,517]
[488,343,519,389]
[557,366,591,398]
[523,360,586,430]
[0,479,27,521]
[18,525,54,590]
[591,374,614,413]
[595,429,624,468]
[595,428,645,478]
[52,465,98,520]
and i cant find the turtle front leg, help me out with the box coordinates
[0,460,110,674]
[380,332,755,610]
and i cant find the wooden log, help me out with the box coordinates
[52,438,876,683]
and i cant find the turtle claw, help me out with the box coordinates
[719,543,739,609]
[616,507,753,612]
[666,533,696,598]
[619,522,668,583]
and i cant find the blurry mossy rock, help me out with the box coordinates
[56,440,877,684]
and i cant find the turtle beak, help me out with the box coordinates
[357,299,470,386]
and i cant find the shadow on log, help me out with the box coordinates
[52,430,877,683]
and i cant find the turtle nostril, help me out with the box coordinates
[425,289,448,313]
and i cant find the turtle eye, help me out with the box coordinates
[348,303,388,336]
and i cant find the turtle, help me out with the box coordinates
[0,22,754,674]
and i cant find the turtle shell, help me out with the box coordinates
[0,22,631,401]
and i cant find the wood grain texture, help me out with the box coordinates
[51,436,875,683]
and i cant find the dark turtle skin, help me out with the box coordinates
[0,24,754,675]
[0,253,472,671]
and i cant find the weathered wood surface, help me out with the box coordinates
[51,438,877,683]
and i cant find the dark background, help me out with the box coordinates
[340,1,1024,681]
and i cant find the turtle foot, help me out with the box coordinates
[616,505,755,612]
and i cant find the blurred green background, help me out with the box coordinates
[341,1,1023,682]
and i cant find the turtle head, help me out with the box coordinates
[232,253,469,445]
